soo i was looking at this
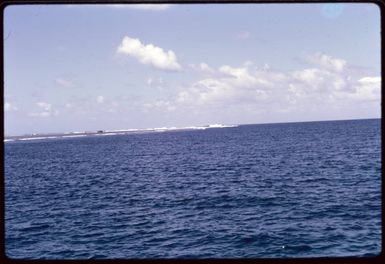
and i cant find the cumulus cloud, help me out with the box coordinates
[359,76,381,84]
[349,76,381,101]
[176,64,272,107]
[289,62,380,107]
[306,52,346,72]
[29,102,58,117]
[112,50,380,119]
[55,78,73,88]
[199,63,214,73]
[117,36,181,71]
[163,53,380,114]
[291,68,346,94]
[190,62,215,74]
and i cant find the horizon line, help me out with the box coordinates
[3,117,380,138]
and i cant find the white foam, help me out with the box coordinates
[153,126,210,132]
[19,137,51,141]
[186,126,208,130]
[6,136,59,142]
[105,129,139,133]
[62,135,87,138]
[94,133,119,136]
[153,127,185,132]
[207,124,238,128]
[8,124,240,143]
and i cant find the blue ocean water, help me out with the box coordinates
[4,119,381,259]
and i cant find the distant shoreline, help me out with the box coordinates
[3,124,238,142]
[3,118,380,142]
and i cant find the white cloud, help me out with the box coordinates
[289,65,380,106]
[199,63,214,73]
[291,68,344,94]
[176,64,272,107]
[218,65,273,87]
[358,76,381,84]
[55,78,73,88]
[102,51,378,120]
[4,102,18,112]
[190,62,215,74]
[347,76,381,101]
[306,52,346,72]
[117,36,181,71]
[96,96,104,104]
[169,53,380,114]
[29,101,58,117]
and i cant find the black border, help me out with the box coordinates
[1,0,384,263]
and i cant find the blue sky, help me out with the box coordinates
[3,3,381,135]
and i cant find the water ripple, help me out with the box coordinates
[5,119,381,259]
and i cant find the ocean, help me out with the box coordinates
[4,119,381,259]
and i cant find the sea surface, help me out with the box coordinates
[4,119,382,259]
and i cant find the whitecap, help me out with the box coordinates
[94,133,119,136]
[19,137,50,141]
[62,135,87,138]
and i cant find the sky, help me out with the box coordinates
[3,3,381,135]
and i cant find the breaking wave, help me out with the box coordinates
[4,124,239,143]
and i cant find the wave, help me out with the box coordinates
[207,124,238,128]
[185,126,208,130]
[64,131,83,134]
[19,136,58,141]
[94,133,120,136]
[62,135,88,138]
[104,129,140,133]
[150,124,238,132]
[5,124,239,143]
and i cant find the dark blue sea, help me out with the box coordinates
[4,119,382,259]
